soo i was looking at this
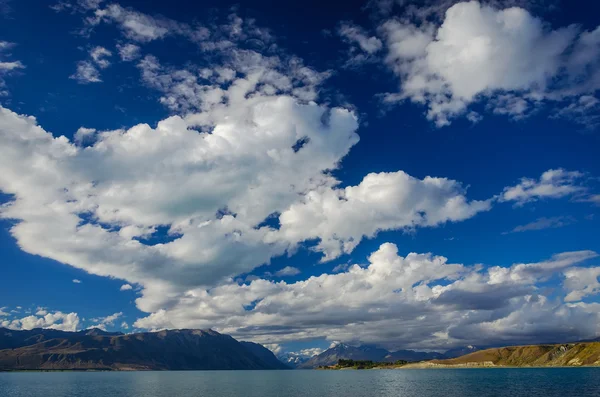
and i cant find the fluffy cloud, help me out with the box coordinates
[274,266,301,277]
[70,60,101,83]
[90,312,123,330]
[1,311,80,331]
[70,46,112,84]
[339,23,383,54]
[563,267,600,302]
[133,243,600,350]
[137,50,330,114]
[274,171,492,260]
[120,283,133,291]
[116,43,140,61]
[72,279,82,283]
[0,41,24,96]
[379,1,600,126]
[88,4,176,42]
[90,46,112,68]
[338,23,383,66]
[500,169,586,205]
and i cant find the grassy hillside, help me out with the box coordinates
[404,342,600,368]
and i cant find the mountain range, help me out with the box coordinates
[297,343,462,368]
[0,327,289,371]
[4,326,597,371]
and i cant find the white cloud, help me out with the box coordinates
[0,307,8,316]
[35,308,48,316]
[116,43,140,61]
[74,127,96,144]
[120,283,133,291]
[121,321,129,329]
[339,24,383,54]
[505,216,576,233]
[338,22,383,66]
[553,95,600,129]
[72,279,82,283]
[133,243,600,350]
[70,60,101,83]
[274,266,301,277]
[89,4,173,42]
[273,171,492,261]
[0,87,362,312]
[0,41,24,96]
[90,46,112,69]
[500,169,586,205]
[564,267,600,302]
[379,1,600,126]
[90,312,123,329]
[1,311,80,331]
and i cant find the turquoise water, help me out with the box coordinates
[1,368,599,396]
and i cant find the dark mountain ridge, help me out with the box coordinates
[0,327,288,371]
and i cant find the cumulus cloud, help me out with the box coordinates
[5,1,596,351]
[90,312,123,330]
[338,22,383,66]
[133,243,600,350]
[564,267,600,302]
[274,266,301,277]
[339,23,383,54]
[74,127,96,144]
[137,50,330,114]
[120,283,133,291]
[70,46,112,84]
[274,171,492,261]
[70,60,101,83]
[89,46,112,68]
[72,279,82,283]
[116,43,140,61]
[378,1,600,126]
[1,311,80,331]
[500,169,586,205]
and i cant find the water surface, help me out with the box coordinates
[1,368,599,397]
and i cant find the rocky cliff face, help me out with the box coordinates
[0,328,287,371]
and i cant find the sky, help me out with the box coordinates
[0,0,599,358]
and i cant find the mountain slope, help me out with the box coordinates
[0,327,123,350]
[0,328,287,371]
[405,343,600,368]
[239,341,289,369]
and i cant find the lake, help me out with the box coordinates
[1,368,600,396]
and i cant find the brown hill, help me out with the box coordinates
[404,342,600,368]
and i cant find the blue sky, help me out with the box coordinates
[0,0,599,357]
